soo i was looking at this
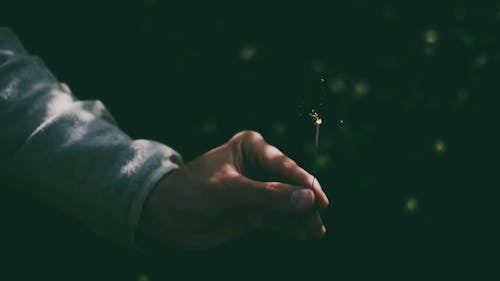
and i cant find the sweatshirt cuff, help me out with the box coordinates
[128,156,180,252]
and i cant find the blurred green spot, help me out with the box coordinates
[304,143,315,155]
[353,81,369,98]
[405,196,418,214]
[240,46,256,61]
[454,7,467,21]
[423,45,436,56]
[272,121,287,137]
[423,29,438,44]
[330,78,346,93]
[382,7,396,21]
[460,32,475,48]
[311,60,326,73]
[314,154,330,170]
[137,273,151,281]
[473,54,488,68]
[434,139,447,154]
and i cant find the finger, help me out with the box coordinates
[263,212,308,240]
[227,175,316,213]
[143,209,262,251]
[159,207,261,233]
[300,210,326,239]
[174,219,259,250]
[194,208,263,233]
[241,133,329,208]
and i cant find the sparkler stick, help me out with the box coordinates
[310,110,322,190]
[309,76,326,190]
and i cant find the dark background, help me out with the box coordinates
[1,0,495,280]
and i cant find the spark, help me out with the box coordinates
[309,109,321,123]
[306,77,328,190]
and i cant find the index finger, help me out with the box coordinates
[240,131,329,208]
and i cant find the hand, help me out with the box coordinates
[137,130,329,250]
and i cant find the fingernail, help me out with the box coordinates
[322,196,334,208]
[320,225,326,235]
[291,189,314,209]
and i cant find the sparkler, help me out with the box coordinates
[309,109,322,190]
[308,76,327,190]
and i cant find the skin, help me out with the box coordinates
[137,130,329,250]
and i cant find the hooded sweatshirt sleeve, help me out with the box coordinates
[0,27,182,250]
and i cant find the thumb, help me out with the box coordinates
[228,175,316,213]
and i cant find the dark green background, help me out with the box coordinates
[1,0,494,280]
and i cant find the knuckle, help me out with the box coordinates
[230,130,265,158]
[262,182,279,197]
[235,130,263,142]
[282,157,297,169]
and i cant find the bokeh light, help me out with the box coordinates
[271,121,287,137]
[330,77,347,93]
[353,81,369,98]
[423,29,439,44]
[405,196,418,214]
[311,60,327,73]
[454,7,467,21]
[137,273,151,281]
[434,139,447,154]
[239,46,256,61]
[314,154,331,170]
[473,53,488,68]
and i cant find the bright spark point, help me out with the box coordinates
[309,110,322,125]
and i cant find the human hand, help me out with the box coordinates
[137,131,329,250]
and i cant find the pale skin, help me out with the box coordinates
[137,130,330,250]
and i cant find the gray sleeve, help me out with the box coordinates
[0,27,183,250]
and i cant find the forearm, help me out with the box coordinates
[0,28,182,249]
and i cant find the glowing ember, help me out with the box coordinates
[309,110,323,125]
